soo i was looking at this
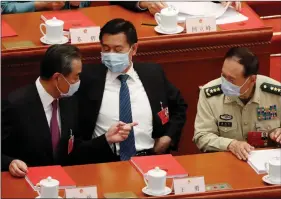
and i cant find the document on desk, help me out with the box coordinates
[42,11,95,30]
[247,149,281,174]
[166,2,248,25]
[130,154,188,178]
[1,20,17,37]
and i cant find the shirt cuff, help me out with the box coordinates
[136,1,148,11]
[220,138,234,151]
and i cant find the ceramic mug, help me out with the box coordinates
[40,17,64,43]
[155,6,179,33]
[143,167,167,194]
[37,176,59,198]
[265,157,281,183]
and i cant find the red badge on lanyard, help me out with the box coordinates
[68,129,74,154]
[158,101,169,125]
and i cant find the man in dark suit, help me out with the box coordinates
[2,44,136,177]
[77,18,187,162]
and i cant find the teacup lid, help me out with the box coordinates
[161,6,179,15]
[46,17,64,26]
[40,176,59,187]
[147,167,167,177]
[269,157,281,166]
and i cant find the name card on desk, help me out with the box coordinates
[65,186,98,198]
[173,176,206,195]
[69,27,100,44]
[186,17,216,33]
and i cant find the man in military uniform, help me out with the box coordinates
[193,47,281,160]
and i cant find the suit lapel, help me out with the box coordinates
[87,65,107,125]
[59,99,70,140]
[27,85,53,158]
[134,63,163,125]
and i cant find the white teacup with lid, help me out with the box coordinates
[143,167,167,194]
[40,17,64,43]
[265,157,281,183]
[155,6,179,33]
[36,176,59,198]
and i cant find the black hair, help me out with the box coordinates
[99,18,138,46]
[224,47,259,77]
[40,44,81,80]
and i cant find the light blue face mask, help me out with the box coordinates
[221,76,250,97]
[101,48,131,73]
[57,75,80,97]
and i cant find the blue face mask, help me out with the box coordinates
[57,75,80,97]
[221,76,250,97]
[101,49,131,73]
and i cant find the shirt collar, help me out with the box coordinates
[107,63,137,83]
[35,77,55,110]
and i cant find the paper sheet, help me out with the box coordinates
[247,149,281,174]
[166,2,248,25]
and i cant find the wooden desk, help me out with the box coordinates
[2,152,281,198]
[1,4,273,155]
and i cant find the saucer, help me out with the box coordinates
[142,186,172,196]
[154,25,184,35]
[36,196,62,198]
[40,36,68,45]
[262,175,281,185]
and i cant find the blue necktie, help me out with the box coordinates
[118,75,136,160]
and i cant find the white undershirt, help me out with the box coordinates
[94,64,154,154]
[35,78,61,133]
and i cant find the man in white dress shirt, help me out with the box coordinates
[77,18,187,162]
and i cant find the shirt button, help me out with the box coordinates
[244,122,248,125]
[244,107,247,111]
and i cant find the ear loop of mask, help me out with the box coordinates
[239,77,251,97]
[56,74,70,94]
[56,55,72,94]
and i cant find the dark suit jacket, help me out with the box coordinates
[1,84,114,171]
[77,63,187,160]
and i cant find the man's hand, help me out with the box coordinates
[9,159,28,178]
[153,136,172,154]
[269,128,281,144]
[70,1,81,7]
[228,140,254,160]
[139,1,168,15]
[34,1,65,11]
[105,121,138,144]
[221,1,242,11]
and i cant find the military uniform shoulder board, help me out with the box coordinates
[260,83,281,96]
[204,84,223,98]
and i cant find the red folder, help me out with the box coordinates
[25,165,76,191]
[42,11,95,30]
[130,154,188,178]
[1,20,17,37]
[219,5,264,30]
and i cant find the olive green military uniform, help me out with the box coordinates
[193,75,281,152]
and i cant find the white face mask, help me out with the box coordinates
[101,47,132,73]
[56,75,80,97]
[221,76,250,97]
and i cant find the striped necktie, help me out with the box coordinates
[118,75,136,160]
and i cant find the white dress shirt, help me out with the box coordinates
[94,64,154,154]
[35,78,61,133]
